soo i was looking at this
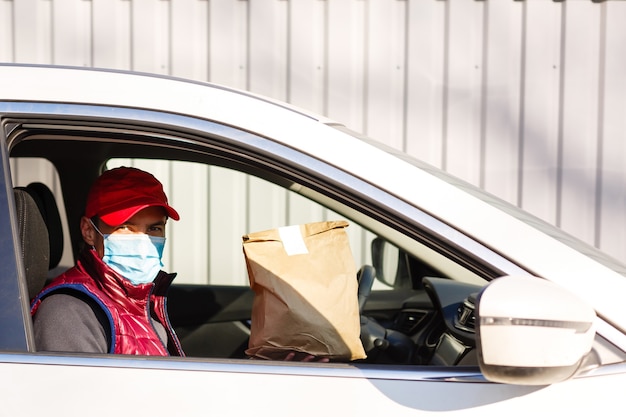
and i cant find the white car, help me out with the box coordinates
[1,64,625,416]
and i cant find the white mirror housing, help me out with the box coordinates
[476,276,596,385]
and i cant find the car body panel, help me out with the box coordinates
[1,352,626,416]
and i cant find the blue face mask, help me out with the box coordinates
[91,220,166,285]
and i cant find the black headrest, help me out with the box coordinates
[19,182,64,270]
[14,188,50,300]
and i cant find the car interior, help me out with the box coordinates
[7,116,498,367]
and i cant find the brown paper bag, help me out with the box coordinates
[242,220,366,361]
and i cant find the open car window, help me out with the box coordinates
[4,107,543,366]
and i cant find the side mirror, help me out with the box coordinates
[476,276,596,385]
[370,238,411,289]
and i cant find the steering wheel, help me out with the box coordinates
[357,265,376,313]
[357,264,414,363]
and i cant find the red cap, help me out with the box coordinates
[85,166,180,226]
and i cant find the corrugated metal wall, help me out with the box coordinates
[3,0,626,267]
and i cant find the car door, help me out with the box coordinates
[2,100,626,416]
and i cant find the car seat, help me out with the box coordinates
[19,182,64,271]
[14,187,50,300]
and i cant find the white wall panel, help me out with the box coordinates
[444,0,484,185]
[209,166,248,285]
[364,0,406,150]
[559,1,602,244]
[52,0,91,66]
[289,0,325,113]
[248,0,288,98]
[327,0,366,133]
[93,0,132,69]
[14,0,52,63]
[519,1,562,224]
[598,1,626,260]
[209,0,247,87]
[405,0,446,168]
[0,0,14,61]
[169,161,211,284]
[287,192,326,226]
[171,0,209,80]
[482,0,523,205]
[247,175,287,233]
[131,0,170,73]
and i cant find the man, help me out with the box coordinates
[31,166,184,356]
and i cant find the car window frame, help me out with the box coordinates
[0,122,35,352]
[3,101,532,360]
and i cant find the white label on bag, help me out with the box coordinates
[279,225,309,256]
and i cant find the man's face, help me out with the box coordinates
[81,206,168,258]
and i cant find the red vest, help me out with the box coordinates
[31,249,184,356]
